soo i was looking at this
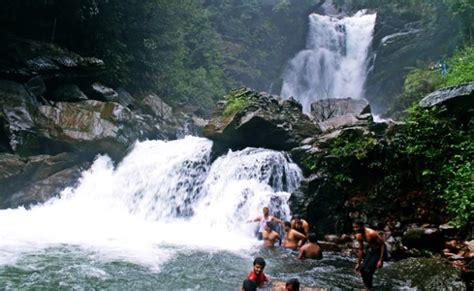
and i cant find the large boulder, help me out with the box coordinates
[310,97,370,122]
[35,100,162,157]
[204,88,321,151]
[419,82,474,111]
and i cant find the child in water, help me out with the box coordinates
[245,257,268,288]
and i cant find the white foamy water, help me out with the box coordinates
[0,136,301,269]
[281,10,376,113]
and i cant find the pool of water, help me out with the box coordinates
[0,244,465,290]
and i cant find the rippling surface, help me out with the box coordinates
[0,245,465,290]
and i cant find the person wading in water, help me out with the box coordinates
[353,221,387,289]
[247,207,283,240]
[282,221,306,250]
[262,222,280,248]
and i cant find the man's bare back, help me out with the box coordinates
[298,233,322,259]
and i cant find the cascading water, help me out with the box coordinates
[0,136,300,271]
[281,10,376,113]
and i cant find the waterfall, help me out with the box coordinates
[0,136,301,267]
[281,10,376,113]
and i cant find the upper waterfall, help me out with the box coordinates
[281,10,377,113]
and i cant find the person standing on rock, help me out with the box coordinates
[353,221,387,289]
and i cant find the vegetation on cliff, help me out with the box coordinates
[387,45,474,115]
[300,103,473,232]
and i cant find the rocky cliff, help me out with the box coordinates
[0,36,193,209]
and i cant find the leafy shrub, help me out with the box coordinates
[441,46,474,87]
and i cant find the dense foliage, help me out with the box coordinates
[349,0,473,44]
[302,104,473,231]
[386,45,474,115]
[400,106,473,228]
[1,0,316,112]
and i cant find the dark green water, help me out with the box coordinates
[0,245,465,290]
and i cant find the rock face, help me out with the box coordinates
[204,88,321,151]
[0,36,189,209]
[364,3,462,113]
[0,152,91,208]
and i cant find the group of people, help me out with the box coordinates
[245,207,387,289]
[247,207,322,260]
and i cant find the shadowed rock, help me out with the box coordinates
[0,152,91,209]
[419,82,474,110]
[204,88,321,151]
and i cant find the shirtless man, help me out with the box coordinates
[248,207,283,240]
[290,215,310,235]
[297,233,322,260]
[262,222,280,248]
[282,221,306,250]
[353,221,387,289]
[290,215,310,247]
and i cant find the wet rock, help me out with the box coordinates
[36,100,160,154]
[140,93,174,122]
[383,257,465,289]
[116,88,137,110]
[318,241,342,252]
[324,234,339,243]
[402,227,445,251]
[439,223,458,238]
